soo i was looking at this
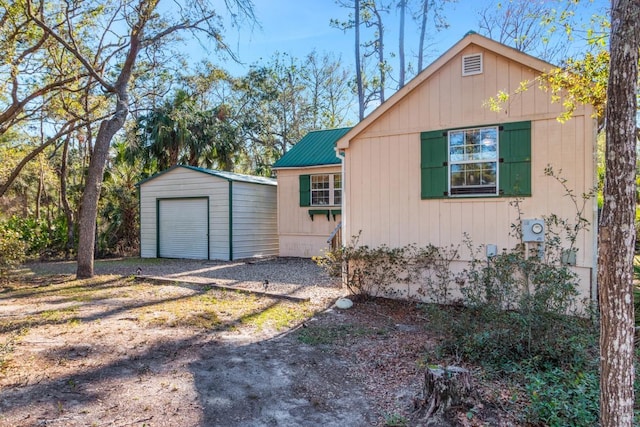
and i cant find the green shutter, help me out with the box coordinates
[499,121,532,196]
[299,174,311,206]
[421,130,448,199]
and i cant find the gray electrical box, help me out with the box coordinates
[486,244,497,257]
[522,219,545,242]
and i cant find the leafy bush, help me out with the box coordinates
[421,302,602,426]
[424,303,597,371]
[3,215,69,258]
[524,366,599,426]
[0,224,26,274]
[315,236,463,302]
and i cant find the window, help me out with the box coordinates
[334,174,342,205]
[421,121,531,199]
[449,126,498,195]
[299,174,341,206]
[311,175,330,205]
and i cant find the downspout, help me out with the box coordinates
[335,148,346,246]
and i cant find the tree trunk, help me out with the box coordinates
[60,135,75,259]
[598,1,639,426]
[373,7,385,103]
[418,0,429,72]
[419,366,471,421]
[354,0,365,121]
[36,155,43,220]
[76,22,143,278]
[76,98,129,278]
[398,0,406,88]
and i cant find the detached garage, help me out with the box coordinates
[138,165,278,261]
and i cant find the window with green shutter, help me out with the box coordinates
[421,121,531,198]
[300,173,342,207]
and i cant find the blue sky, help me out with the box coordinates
[214,0,609,77]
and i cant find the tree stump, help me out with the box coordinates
[419,366,472,421]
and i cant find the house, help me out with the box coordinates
[138,165,278,261]
[272,127,351,257]
[335,32,598,301]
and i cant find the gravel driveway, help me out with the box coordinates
[25,256,345,303]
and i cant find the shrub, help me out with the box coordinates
[315,234,461,302]
[3,215,69,258]
[0,225,26,274]
[524,366,599,426]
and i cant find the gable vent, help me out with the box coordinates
[462,53,483,76]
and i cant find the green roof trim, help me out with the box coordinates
[272,127,352,169]
[136,165,276,187]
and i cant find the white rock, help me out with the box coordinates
[335,298,353,309]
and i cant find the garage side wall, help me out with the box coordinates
[231,182,279,259]
[139,168,229,260]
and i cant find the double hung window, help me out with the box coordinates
[449,126,498,195]
[420,121,531,198]
[300,174,342,206]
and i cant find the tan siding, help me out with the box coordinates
[276,166,341,257]
[342,43,597,302]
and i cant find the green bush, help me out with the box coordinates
[4,215,69,258]
[0,225,26,273]
[524,367,599,426]
[424,303,597,372]
[315,233,461,302]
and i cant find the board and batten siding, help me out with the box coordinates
[341,42,597,301]
[231,181,279,259]
[277,166,342,257]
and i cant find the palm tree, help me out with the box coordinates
[134,90,241,172]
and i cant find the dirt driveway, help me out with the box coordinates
[0,258,434,427]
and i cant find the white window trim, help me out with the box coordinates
[447,125,499,197]
[310,173,342,206]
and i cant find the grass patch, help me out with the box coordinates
[240,301,314,331]
[39,305,80,323]
[137,295,223,329]
[135,289,317,332]
[297,323,380,345]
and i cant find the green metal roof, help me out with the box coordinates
[137,165,276,187]
[272,127,351,169]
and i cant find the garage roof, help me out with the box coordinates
[272,127,351,169]
[137,165,276,186]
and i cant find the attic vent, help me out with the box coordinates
[462,53,483,76]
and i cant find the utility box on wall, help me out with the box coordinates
[522,219,545,242]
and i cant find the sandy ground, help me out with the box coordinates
[0,258,437,427]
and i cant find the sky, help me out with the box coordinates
[211,0,609,78]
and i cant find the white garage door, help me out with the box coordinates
[158,198,209,259]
